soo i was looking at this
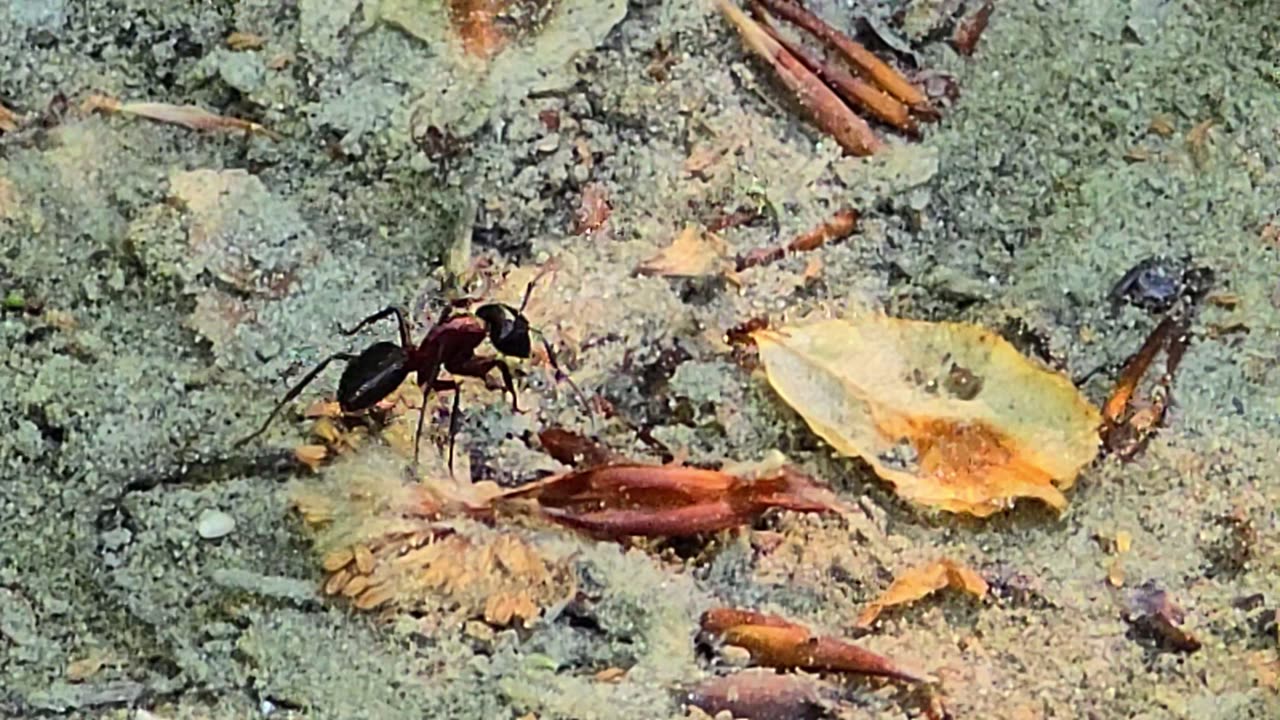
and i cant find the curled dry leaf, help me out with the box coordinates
[856,558,988,628]
[636,224,730,278]
[753,314,1101,516]
[82,94,281,140]
[500,461,844,538]
[701,608,926,682]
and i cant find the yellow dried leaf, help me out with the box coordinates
[753,315,1101,516]
[856,559,988,627]
[636,224,729,278]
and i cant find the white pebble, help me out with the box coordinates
[197,509,236,540]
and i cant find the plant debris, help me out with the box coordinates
[636,224,731,278]
[1122,581,1202,653]
[736,207,858,271]
[750,6,917,136]
[685,669,830,720]
[755,0,936,117]
[537,427,624,467]
[81,94,281,140]
[752,314,1102,516]
[0,102,22,132]
[856,559,988,628]
[700,607,926,682]
[500,457,845,538]
[225,31,266,50]
[717,0,883,156]
[951,1,995,56]
[290,449,573,626]
[572,182,611,235]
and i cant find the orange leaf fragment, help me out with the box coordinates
[701,608,925,682]
[636,224,730,278]
[753,314,1102,516]
[501,461,844,538]
[855,559,988,628]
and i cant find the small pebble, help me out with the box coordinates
[197,509,236,540]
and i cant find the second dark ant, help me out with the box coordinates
[237,267,589,471]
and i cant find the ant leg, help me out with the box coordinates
[534,332,592,420]
[449,356,520,412]
[446,386,463,474]
[236,352,357,447]
[340,306,411,349]
[411,378,460,471]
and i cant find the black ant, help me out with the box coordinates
[237,269,588,470]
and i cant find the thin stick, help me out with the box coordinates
[736,207,859,271]
[717,0,882,156]
[756,0,933,116]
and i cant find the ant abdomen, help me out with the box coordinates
[338,341,410,412]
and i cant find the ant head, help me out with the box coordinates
[337,341,410,412]
[475,303,531,359]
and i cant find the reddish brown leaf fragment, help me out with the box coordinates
[717,0,882,156]
[726,316,770,346]
[701,608,925,682]
[572,182,611,235]
[538,428,624,468]
[686,669,828,720]
[951,1,995,56]
[502,463,841,538]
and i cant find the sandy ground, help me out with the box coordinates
[2,0,1279,718]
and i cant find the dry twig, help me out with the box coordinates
[717,0,883,156]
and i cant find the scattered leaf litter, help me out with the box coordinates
[855,558,988,628]
[753,314,1102,516]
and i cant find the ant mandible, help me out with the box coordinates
[236,267,587,470]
